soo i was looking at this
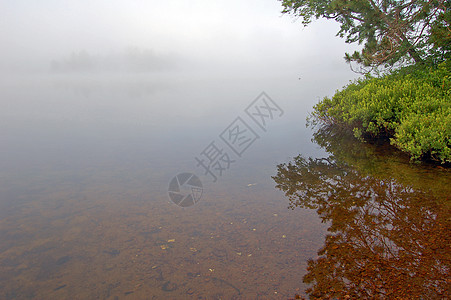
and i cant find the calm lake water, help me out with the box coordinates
[0,71,449,299]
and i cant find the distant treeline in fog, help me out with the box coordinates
[50,48,178,73]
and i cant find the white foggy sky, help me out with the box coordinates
[0,0,362,176]
[0,0,356,72]
[0,0,363,140]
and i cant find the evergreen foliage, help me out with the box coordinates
[281,0,449,72]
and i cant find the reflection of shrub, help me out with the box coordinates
[273,154,451,299]
[310,63,450,163]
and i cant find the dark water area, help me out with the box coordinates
[0,73,449,299]
[274,126,451,299]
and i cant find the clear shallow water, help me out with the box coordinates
[0,72,449,299]
[0,72,330,299]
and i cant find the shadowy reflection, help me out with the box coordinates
[273,126,450,299]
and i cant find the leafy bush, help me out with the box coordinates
[310,63,451,163]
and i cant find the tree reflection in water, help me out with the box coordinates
[273,126,450,299]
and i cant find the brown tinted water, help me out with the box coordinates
[0,163,326,299]
[1,76,449,299]
[274,127,451,299]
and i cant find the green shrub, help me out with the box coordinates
[310,63,451,163]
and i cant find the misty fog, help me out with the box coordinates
[0,0,365,209]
